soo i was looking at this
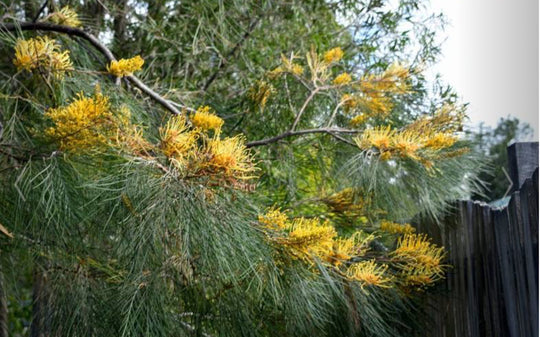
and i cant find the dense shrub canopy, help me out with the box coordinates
[0,1,482,336]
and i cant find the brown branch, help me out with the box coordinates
[0,22,183,115]
[125,75,181,115]
[202,17,261,92]
[1,22,115,61]
[246,128,360,148]
[32,0,49,23]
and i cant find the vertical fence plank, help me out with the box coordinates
[420,169,538,337]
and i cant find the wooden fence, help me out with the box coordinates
[416,144,538,337]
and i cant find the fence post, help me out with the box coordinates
[507,142,539,192]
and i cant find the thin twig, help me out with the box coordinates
[326,101,344,127]
[290,87,319,131]
[327,132,356,146]
[246,127,360,148]
[32,0,49,23]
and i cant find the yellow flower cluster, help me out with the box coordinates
[349,114,367,127]
[159,114,256,182]
[359,63,410,93]
[323,187,370,218]
[205,135,256,179]
[107,56,144,77]
[392,234,446,287]
[406,103,465,135]
[191,106,224,132]
[323,47,344,64]
[248,81,275,111]
[333,72,352,86]
[44,89,154,156]
[13,37,72,78]
[46,6,81,27]
[340,63,410,122]
[354,122,462,167]
[259,209,372,267]
[277,217,337,260]
[159,115,198,167]
[380,220,415,235]
[268,53,304,78]
[258,208,289,230]
[118,125,154,158]
[259,210,446,291]
[346,260,393,289]
[325,233,364,267]
[44,92,114,152]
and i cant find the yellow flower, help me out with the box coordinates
[392,234,446,286]
[392,131,422,160]
[276,217,337,261]
[118,126,154,158]
[259,208,290,230]
[404,269,436,287]
[205,135,256,179]
[248,81,275,111]
[324,187,370,216]
[159,115,198,167]
[346,260,393,289]
[380,220,415,235]
[107,56,144,77]
[379,151,392,161]
[267,66,284,79]
[354,126,395,151]
[46,6,81,27]
[13,37,72,78]
[44,92,114,152]
[291,63,304,76]
[355,121,465,166]
[359,63,410,94]
[270,54,304,77]
[350,114,367,127]
[323,47,344,64]
[325,234,363,266]
[191,106,224,132]
[261,209,376,267]
[423,132,457,150]
[333,72,352,86]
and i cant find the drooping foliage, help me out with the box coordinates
[0,1,481,337]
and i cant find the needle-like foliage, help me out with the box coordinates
[0,1,483,337]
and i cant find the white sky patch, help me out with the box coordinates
[428,0,538,139]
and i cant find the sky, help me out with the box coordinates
[428,0,539,138]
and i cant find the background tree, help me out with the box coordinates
[468,117,534,202]
[0,1,481,337]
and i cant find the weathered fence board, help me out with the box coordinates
[416,167,539,337]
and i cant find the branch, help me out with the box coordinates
[0,22,183,115]
[32,0,49,23]
[125,75,182,115]
[246,128,360,148]
[2,22,116,61]
[326,101,344,127]
[290,87,319,131]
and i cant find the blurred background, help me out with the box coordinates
[429,0,539,139]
